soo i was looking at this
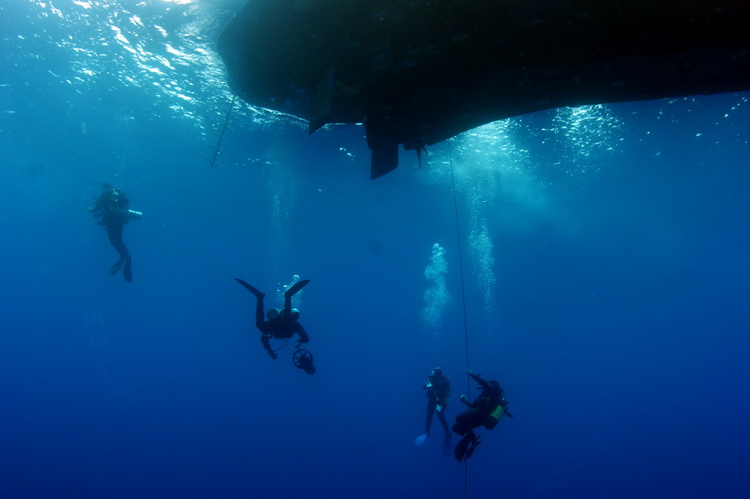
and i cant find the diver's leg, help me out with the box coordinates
[437,407,450,436]
[234,279,266,327]
[453,429,475,462]
[107,224,128,259]
[106,224,128,274]
[455,412,484,460]
[453,410,471,437]
[465,432,481,460]
[283,279,311,315]
[255,295,266,328]
[440,408,452,457]
[425,398,437,435]
[442,431,453,457]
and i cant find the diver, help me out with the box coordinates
[235,278,314,373]
[89,183,141,283]
[452,369,513,462]
[415,367,452,456]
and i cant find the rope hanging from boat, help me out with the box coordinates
[206,95,236,168]
[448,140,471,499]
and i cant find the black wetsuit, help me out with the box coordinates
[425,374,451,437]
[235,279,310,360]
[256,292,309,359]
[453,372,510,461]
[91,188,133,282]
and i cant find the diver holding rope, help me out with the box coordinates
[453,369,512,461]
[235,277,316,374]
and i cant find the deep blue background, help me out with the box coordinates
[2,2,750,498]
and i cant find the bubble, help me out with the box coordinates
[277,274,303,308]
[469,219,496,319]
[421,243,449,326]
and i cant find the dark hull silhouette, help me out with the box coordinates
[218,0,750,178]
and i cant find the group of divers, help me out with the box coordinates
[90,183,512,462]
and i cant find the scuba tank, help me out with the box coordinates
[125,209,143,220]
[484,404,505,429]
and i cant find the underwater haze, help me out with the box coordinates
[2,1,750,498]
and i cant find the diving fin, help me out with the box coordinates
[284,279,311,298]
[108,258,125,276]
[235,278,264,298]
[465,436,481,460]
[453,433,473,462]
[414,433,428,447]
[123,254,132,283]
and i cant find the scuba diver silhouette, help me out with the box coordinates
[415,367,452,456]
[89,183,142,283]
[453,369,513,462]
[235,277,316,374]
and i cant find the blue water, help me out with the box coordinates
[2,2,750,498]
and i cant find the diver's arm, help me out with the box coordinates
[294,322,309,344]
[234,279,266,329]
[89,197,104,216]
[468,370,491,391]
[261,335,277,359]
